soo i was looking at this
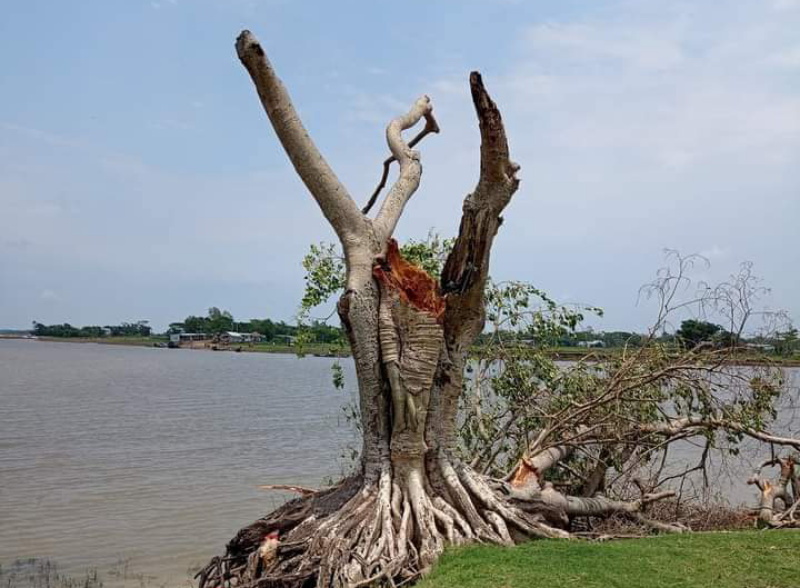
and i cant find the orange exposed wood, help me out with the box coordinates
[509,456,538,488]
[373,239,445,321]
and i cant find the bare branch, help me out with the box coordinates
[373,96,436,242]
[363,112,439,215]
[259,484,318,497]
[235,30,364,241]
[639,416,800,451]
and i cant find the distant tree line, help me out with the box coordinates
[32,320,152,338]
[28,311,797,356]
[473,319,798,356]
[168,307,343,344]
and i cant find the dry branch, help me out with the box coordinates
[363,112,440,216]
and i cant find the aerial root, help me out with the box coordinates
[198,461,700,588]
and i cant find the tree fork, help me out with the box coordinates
[197,31,683,588]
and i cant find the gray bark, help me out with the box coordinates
[197,32,682,588]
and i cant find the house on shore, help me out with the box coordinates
[577,340,606,348]
[219,331,263,345]
[169,332,212,348]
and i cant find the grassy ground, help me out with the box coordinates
[417,531,800,588]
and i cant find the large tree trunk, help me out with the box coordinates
[197,31,672,588]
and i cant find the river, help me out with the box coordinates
[1,339,797,586]
[0,339,358,586]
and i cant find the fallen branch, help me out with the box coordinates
[259,484,319,497]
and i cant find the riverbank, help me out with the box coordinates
[6,335,799,366]
[4,531,798,588]
[2,335,345,357]
[418,530,800,588]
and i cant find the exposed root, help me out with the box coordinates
[197,457,696,588]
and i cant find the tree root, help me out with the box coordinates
[196,459,685,588]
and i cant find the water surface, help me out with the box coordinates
[1,339,358,586]
[1,339,797,586]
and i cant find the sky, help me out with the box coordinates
[1,0,798,333]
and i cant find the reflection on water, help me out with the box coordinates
[0,339,358,586]
[1,339,797,585]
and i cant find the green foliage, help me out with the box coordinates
[676,319,723,349]
[775,328,799,357]
[396,232,454,279]
[176,307,234,335]
[299,243,346,321]
[32,320,151,338]
[331,361,345,390]
[460,283,602,474]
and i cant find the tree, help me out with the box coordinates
[199,32,799,588]
[207,307,235,334]
[776,328,799,357]
[676,319,722,349]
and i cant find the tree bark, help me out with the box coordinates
[197,32,677,588]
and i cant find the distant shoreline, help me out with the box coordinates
[0,334,346,357]
[3,335,798,366]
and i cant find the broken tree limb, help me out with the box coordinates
[259,484,319,497]
[373,96,437,243]
[363,111,440,216]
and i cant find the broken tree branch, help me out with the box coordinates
[373,96,437,242]
[363,111,439,216]
[441,72,520,346]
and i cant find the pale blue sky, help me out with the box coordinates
[1,0,798,331]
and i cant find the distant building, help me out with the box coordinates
[220,331,263,344]
[169,332,211,345]
[746,343,775,353]
[577,340,605,348]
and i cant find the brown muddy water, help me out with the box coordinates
[1,339,358,586]
[1,339,798,586]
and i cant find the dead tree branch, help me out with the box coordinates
[363,112,439,216]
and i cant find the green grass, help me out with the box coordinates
[417,531,800,588]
